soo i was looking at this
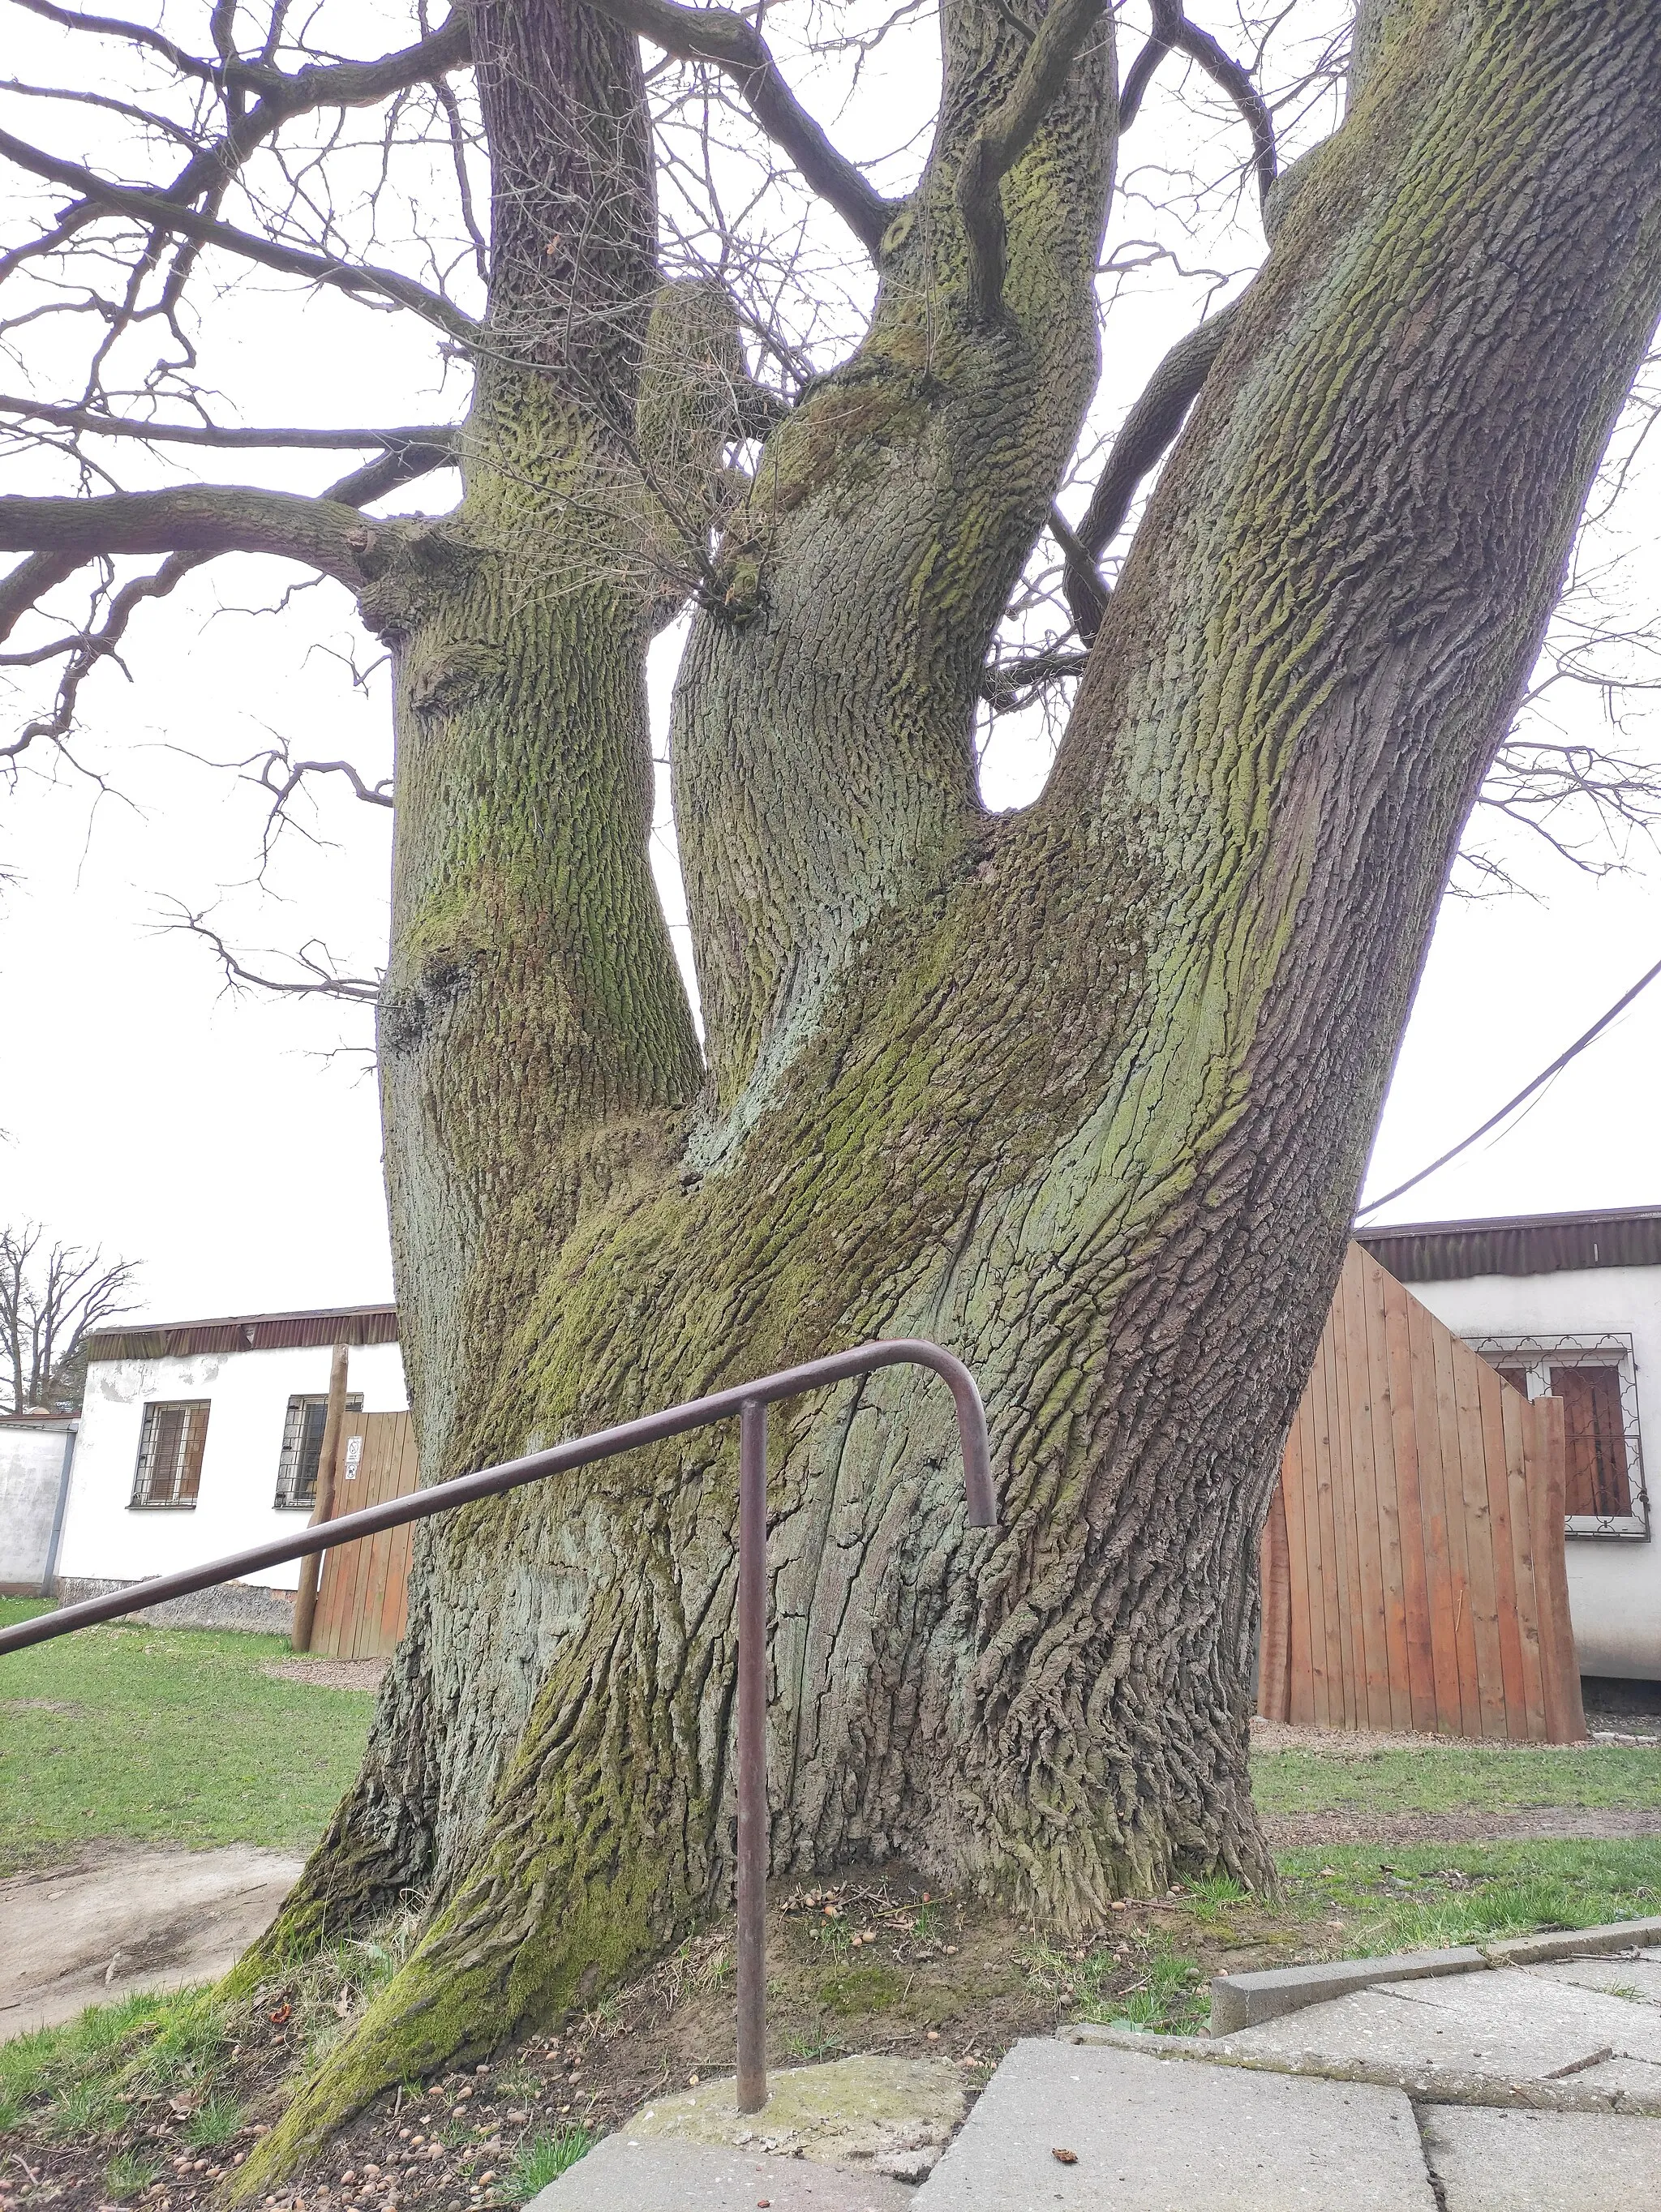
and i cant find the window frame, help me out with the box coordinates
[273,1392,364,1511]
[1466,1331,1649,1541]
[128,1400,211,1510]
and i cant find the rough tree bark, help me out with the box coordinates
[2,0,1659,2184]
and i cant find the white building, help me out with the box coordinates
[0,1410,77,1593]
[1358,1206,1660,1690]
[54,1304,406,1631]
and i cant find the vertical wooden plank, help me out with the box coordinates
[335,1421,381,1662]
[1281,1393,1315,1725]
[1328,1265,1368,1730]
[1475,1357,1528,1740]
[1450,1335,1507,1740]
[1258,1477,1293,1722]
[374,1417,418,1653]
[1501,1378,1547,1740]
[1421,1303,1476,1734]
[1341,1250,1393,1730]
[355,1423,395,1661]
[1382,1266,1437,1734]
[1315,1289,1349,1725]
[1358,1251,1413,1733]
[311,1413,356,1661]
[1527,1396,1586,1743]
[1310,1321,1342,1728]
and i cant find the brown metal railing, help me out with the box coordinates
[0,1337,995,2114]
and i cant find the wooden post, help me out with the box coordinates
[290,1341,350,1654]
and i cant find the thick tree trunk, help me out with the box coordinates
[232,0,1661,2185]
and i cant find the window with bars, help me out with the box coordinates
[273,1394,363,1510]
[1470,1334,1648,1539]
[129,1401,210,1508]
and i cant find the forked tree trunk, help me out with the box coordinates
[233,0,1661,2184]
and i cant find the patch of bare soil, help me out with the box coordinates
[1262,1807,1661,1848]
[2,1870,1242,2212]
[260,1662,387,1695]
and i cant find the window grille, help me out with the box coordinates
[130,1401,210,1508]
[273,1394,363,1510]
[1468,1332,1648,1541]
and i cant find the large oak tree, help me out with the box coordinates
[3,0,1659,2177]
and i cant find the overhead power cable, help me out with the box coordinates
[1354,950,1661,1223]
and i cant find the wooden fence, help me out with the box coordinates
[310,1410,419,1661]
[1259,1243,1584,1743]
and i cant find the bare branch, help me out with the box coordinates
[1063,302,1241,638]
[1171,15,1277,211]
[0,125,479,341]
[587,0,895,258]
[1115,5,1277,209]
[8,0,470,106]
[0,396,461,455]
[0,549,84,645]
[162,898,383,1002]
[0,483,384,582]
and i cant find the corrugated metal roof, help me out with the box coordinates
[86,1302,399,1363]
[1357,1205,1661,1284]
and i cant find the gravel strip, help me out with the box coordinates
[261,1657,388,1693]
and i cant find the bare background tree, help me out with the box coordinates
[0,1222,139,1410]
[2,0,1659,2182]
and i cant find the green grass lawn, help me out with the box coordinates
[1251,1740,1661,1820]
[0,1597,375,1875]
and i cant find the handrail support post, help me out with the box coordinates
[735,1395,769,2113]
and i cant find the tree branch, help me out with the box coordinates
[9,0,469,106]
[0,397,461,455]
[1173,16,1276,209]
[1115,4,1276,208]
[162,899,382,1002]
[586,0,894,259]
[0,550,84,645]
[1062,302,1240,639]
[0,126,479,342]
[956,0,1109,320]
[0,484,380,585]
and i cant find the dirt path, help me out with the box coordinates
[1261,1806,1661,1847]
[2,1845,303,2041]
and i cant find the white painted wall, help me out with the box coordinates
[55,1340,408,1593]
[1410,1263,1661,1678]
[0,1420,73,1588]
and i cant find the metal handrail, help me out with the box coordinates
[0,1336,995,2114]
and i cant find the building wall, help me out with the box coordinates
[54,1340,408,1603]
[1408,1263,1661,1679]
[0,1421,73,1589]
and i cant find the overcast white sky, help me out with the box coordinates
[1,0,1656,1327]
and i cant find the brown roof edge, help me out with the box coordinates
[85,1303,399,1363]
[1357,1204,1661,1284]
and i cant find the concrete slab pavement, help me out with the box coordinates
[526,2136,913,2210]
[1529,1957,1661,2005]
[909,2038,1436,2210]
[1419,2107,1661,2209]
[1221,1965,1661,2077]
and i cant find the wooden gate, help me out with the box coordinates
[1259,1244,1584,1743]
[310,1410,418,1661]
